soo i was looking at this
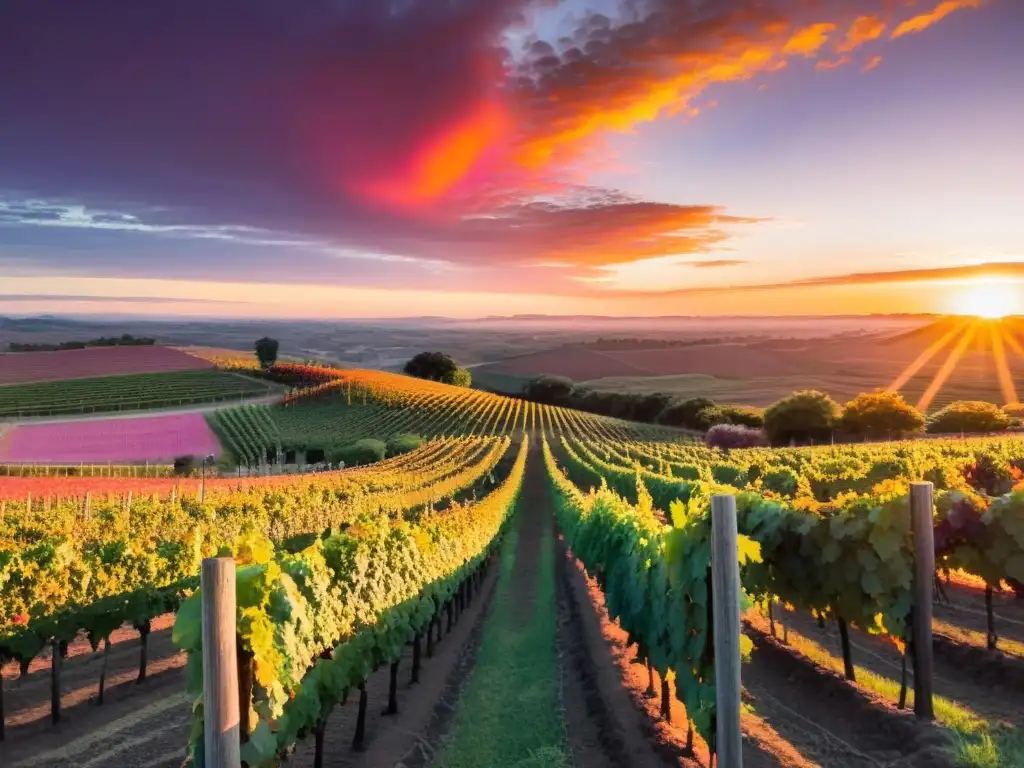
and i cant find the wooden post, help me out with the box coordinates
[201,557,241,767]
[711,494,742,768]
[910,482,935,721]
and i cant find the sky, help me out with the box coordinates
[0,0,1022,319]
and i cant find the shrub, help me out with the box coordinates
[173,455,198,476]
[840,391,924,440]
[763,390,841,446]
[926,401,1013,435]
[632,392,674,423]
[386,433,424,457]
[657,397,716,430]
[327,438,387,467]
[523,375,576,406]
[1003,403,1024,426]
[705,423,767,450]
[721,405,765,428]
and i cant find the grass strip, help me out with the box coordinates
[435,508,569,768]
[767,619,1023,767]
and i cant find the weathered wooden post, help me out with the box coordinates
[910,482,935,720]
[202,557,241,767]
[711,494,743,767]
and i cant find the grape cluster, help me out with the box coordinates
[934,494,988,556]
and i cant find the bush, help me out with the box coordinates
[1003,403,1024,426]
[327,438,388,467]
[657,397,716,429]
[173,455,198,476]
[705,424,767,450]
[839,391,924,440]
[632,392,674,423]
[926,401,1013,435]
[721,405,764,428]
[386,433,424,457]
[523,375,576,406]
[763,390,841,446]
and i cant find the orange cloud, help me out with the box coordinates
[816,55,852,70]
[359,99,510,210]
[620,262,1024,299]
[891,0,986,38]
[837,16,887,52]
[783,23,837,57]
[863,55,884,72]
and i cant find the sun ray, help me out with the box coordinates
[888,318,968,393]
[1003,327,1024,359]
[916,320,979,412]
[990,324,1019,406]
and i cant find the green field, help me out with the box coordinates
[0,369,274,417]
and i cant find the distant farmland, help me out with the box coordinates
[0,344,212,385]
[0,412,221,463]
[473,321,1024,408]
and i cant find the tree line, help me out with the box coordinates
[517,374,1024,446]
[8,334,156,352]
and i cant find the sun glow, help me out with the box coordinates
[952,278,1020,319]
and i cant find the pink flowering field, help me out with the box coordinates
[0,412,221,463]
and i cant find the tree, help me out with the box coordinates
[523,375,576,405]
[763,389,841,446]
[926,401,1012,435]
[632,392,673,423]
[255,337,279,368]
[403,351,472,387]
[840,391,925,440]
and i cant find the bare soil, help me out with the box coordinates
[770,604,1024,732]
[0,614,190,768]
[743,614,954,768]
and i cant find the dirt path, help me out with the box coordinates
[428,446,569,768]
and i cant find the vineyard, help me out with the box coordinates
[208,363,668,464]
[0,344,215,386]
[0,369,274,418]
[1,364,1023,768]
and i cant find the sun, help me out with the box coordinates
[952,278,1020,319]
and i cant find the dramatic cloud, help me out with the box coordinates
[892,0,987,39]
[0,0,991,294]
[837,16,887,52]
[632,262,1024,298]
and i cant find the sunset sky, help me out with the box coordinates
[1,0,1022,318]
